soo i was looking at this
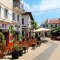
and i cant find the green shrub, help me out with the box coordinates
[0,32,6,46]
[13,43,19,51]
[18,34,24,41]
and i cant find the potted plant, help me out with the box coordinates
[0,32,6,46]
[0,32,6,58]
[0,42,5,58]
[18,47,23,56]
[18,34,24,41]
[12,43,19,59]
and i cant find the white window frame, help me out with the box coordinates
[0,6,1,16]
[17,15,19,22]
[4,8,8,19]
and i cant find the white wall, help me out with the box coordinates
[57,24,60,28]
[0,0,13,21]
[0,0,13,9]
[0,0,22,33]
[19,14,22,33]
[22,15,31,28]
[0,5,4,19]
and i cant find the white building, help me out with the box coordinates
[0,0,24,46]
[41,18,60,28]
[22,12,34,38]
[40,18,60,37]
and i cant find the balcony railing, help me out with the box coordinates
[13,1,20,8]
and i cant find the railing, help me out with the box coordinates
[13,1,24,12]
[13,1,20,8]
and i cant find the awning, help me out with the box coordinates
[33,28,52,32]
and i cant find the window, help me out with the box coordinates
[2,24,4,28]
[22,31,24,36]
[43,25,45,27]
[12,13,15,20]
[13,0,20,8]
[5,24,7,28]
[13,0,15,1]
[51,25,53,28]
[17,15,19,21]
[0,6,1,15]
[55,24,57,28]
[4,9,8,18]
[22,18,24,24]
[46,25,48,27]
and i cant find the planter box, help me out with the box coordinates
[12,50,19,59]
[18,50,23,56]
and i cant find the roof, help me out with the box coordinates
[22,12,34,20]
[46,18,60,24]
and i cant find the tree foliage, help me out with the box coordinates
[31,20,39,29]
[0,32,6,46]
[51,28,60,36]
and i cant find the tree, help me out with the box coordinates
[0,32,6,46]
[31,20,39,29]
[51,28,60,36]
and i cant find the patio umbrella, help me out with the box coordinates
[33,28,52,40]
[33,28,52,32]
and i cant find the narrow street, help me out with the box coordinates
[18,38,60,60]
[33,41,58,60]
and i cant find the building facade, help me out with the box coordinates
[41,18,60,28]
[40,18,60,36]
[0,0,24,46]
[22,12,34,38]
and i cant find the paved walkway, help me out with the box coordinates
[33,38,60,60]
[1,37,60,60]
[33,43,58,60]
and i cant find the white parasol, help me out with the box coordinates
[33,28,52,32]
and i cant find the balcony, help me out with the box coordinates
[13,1,20,8]
[13,0,25,13]
[13,0,20,12]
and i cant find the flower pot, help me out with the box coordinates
[12,50,19,59]
[18,50,23,56]
[0,53,4,58]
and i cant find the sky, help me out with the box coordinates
[21,0,60,26]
